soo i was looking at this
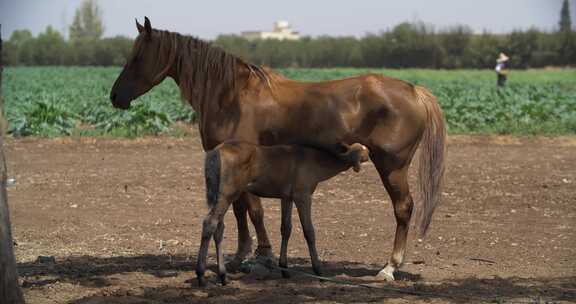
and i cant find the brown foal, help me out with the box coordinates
[196,141,369,286]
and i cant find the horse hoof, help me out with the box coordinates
[281,270,291,278]
[376,268,395,281]
[197,276,207,287]
[225,258,244,272]
[219,273,227,286]
[227,243,252,272]
[254,246,274,258]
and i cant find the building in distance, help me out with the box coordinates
[241,21,300,41]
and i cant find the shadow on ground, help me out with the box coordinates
[18,254,576,304]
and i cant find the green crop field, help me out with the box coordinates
[2,67,576,137]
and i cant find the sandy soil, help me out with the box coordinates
[5,133,576,303]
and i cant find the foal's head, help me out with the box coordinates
[110,17,176,109]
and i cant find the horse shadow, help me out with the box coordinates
[17,254,576,303]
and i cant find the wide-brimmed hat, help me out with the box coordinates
[497,52,509,63]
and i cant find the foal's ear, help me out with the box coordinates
[144,16,152,35]
[136,18,144,33]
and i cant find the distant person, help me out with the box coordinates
[495,53,509,87]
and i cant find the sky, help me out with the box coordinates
[0,0,574,40]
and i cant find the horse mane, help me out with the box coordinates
[152,30,270,110]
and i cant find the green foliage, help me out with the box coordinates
[388,22,443,68]
[434,82,576,134]
[4,20,576,68]
[33,26,67,65]
[69,0,104,41]
[10,99,79,137]
[213,20,575,69]
[93,103,173,137]
[559,0,572,32]
[508,29,541,68]
[3,67,186,137]
[2,67,575,137]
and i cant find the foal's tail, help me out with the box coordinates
[204,149,221,209]
[414,86,446,237]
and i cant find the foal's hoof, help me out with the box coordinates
[376,268,395,281]
[278,261,291,278]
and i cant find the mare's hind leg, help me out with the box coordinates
[372,156,414,281]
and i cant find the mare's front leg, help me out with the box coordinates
[227,197,252,270]
[279,198,293,278]
[294,195,322,275]
[228,192,273,271]
[245,193,273,257]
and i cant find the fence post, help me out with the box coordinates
[0,24,26,304]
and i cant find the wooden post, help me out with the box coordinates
[0,24,25,304]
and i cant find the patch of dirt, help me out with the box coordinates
[6,132,576,303]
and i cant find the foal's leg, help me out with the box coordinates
[294,195,322,275]
[197,200,231,287]
[213,221,226,285]
[279,198,293,278]
[196,213,220,287]
[373,163,414,281]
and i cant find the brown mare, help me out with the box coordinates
[110,17,446,281]
[198,141,370,286]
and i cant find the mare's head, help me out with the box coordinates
[110,17,176,109]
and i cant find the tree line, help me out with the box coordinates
[2,27,132,66]
[216,23,575,69]
[2,1,575,68]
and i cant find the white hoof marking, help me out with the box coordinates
[376,267,395,281]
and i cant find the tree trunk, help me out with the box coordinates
[0,25,25,304]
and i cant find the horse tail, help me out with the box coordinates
[414,85,446,237]
[204,149,221,209]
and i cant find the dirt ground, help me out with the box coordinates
[5,132,576,304]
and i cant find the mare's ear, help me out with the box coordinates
[136,18,144,33]
[144,16,152,36]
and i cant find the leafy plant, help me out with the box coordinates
[3,67,575,137]
[10,99,79,137]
